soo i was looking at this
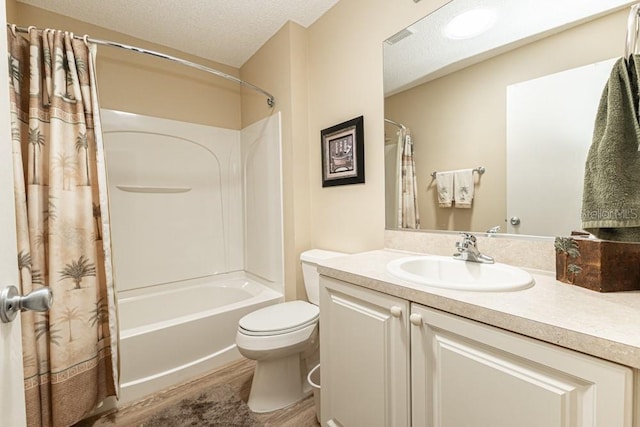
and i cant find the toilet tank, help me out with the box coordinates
[300,249,345,305]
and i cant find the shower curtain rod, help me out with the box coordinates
[385,118,407,132]
[8,24,276,107]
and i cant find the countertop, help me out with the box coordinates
[318,249,640,370]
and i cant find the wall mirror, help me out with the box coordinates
[384,0,634,238]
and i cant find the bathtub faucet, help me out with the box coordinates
[453,232,494,264]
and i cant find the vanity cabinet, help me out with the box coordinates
[320,277,634,427]
[410,303,633,427]
[319,276,410,427]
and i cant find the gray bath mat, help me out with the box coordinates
[141,384,261,426]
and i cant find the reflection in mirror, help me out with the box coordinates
[383,0,635,238]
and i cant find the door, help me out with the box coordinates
[506,58,616,236]
[0,1,28,424]
[320,277,410,427]
[411,303,632,427]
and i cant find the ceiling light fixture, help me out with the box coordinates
[443,9,497,40]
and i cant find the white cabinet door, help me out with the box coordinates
[320,277,410,427]
[410,303,633,427]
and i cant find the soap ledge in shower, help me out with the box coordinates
[116,185,191,193]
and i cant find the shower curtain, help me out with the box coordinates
[8,28,118,426]
[396,129,420,229]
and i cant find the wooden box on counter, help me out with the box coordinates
[554,236,640,292]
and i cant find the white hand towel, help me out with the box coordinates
[454,169,474,208]
[435,172,454,208]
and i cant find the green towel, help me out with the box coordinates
[581,56,640,242]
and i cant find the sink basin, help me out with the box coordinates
[386,255,534,292]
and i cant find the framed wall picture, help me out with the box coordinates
[321,116,365,187]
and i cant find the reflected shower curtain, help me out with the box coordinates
[396,130,420,229]
[8,28,118,426]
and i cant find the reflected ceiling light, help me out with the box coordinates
[443,9,497,39]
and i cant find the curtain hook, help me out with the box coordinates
[26,25,35,34]
[10,24,16,37]
[83,34,90,47]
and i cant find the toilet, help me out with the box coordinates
[236,249,344,413]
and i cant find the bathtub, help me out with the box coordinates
[117,272,282,404]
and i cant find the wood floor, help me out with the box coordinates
[75,358,320,427]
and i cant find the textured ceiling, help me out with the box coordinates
[384,0,635,96]
[16,0,339,67]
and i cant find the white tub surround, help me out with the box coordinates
[101,110,285,404]
[318,249,640,370]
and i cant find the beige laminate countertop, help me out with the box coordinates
[318,249,640,370]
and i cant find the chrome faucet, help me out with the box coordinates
[486,225,501,235]
[454,232,495,264]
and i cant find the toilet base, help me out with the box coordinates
[247,354,311,413]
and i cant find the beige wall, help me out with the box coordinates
[240,22,311,300]
[11,1,241,129]
[240,0,448,296]
[385,9,626,233]
[11,1,312,299]
[18,0,594,297]
[9,0,456,298]
[306,0,449,254]
[5,0,15,21]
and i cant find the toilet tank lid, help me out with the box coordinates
[300,249,345,264]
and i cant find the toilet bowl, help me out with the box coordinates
[235,249,344,413]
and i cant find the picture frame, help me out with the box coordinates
[321,116,365,187]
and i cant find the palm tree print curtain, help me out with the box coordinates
[7,28,118,426]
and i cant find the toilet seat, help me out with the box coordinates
[238,300,319,337]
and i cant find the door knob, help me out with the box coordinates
[510,216,521,226]
[390,306,402,318]
[0,285,53,323]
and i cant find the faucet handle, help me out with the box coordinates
[459,232,476,243]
